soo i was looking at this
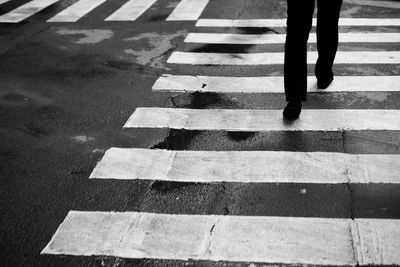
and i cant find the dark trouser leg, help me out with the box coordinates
[315,0,343,80]
[284,0,315,102]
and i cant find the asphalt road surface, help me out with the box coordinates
[1,0,400,266]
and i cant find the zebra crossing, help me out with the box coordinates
[0,0,59,23]
[126,108,400,131]
[47,0,107,22]
[41,6,400,267]
[104,0,158,21]
[42,211,400,265]
[168,51,400,65]
[89,148,400,184]
[166,0,209,21]
[185,32,400,44]
[196,18,400,27]
[152,75,400,93]
[0,0,209,23]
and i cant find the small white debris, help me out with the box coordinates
[72,135,94,143]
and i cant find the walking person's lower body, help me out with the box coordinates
[283,0,343,120]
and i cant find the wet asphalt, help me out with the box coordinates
[1,0,400,266]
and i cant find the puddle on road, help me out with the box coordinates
[56,28,114,44]
[150,92,255,150]
[123,31,187,70]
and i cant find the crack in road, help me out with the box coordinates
[204,218,220,256]
[349,221,361,266]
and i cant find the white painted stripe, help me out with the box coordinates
[0,0,12,5]
[166,0,209,21]
[185,33,400,44]
[0,0,60,23]
[355,219,400,265]
[344,0,400,9]
[167,51,400,65]
[47,0,106,22]
[196,18,400,27]
[42,211,400,265]
[90,148,400,184]
[152,75,400,93]
[105,0,157,21]
[125,108,400,131]
[196,19,288,28]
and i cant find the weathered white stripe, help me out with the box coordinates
[185,33,400,44]
[344,0,400,9]
[0,0,60,23]
[196,18,400,27]
[166,0,209,21]
[167,51,400,65]
[42,211,400,265]
[152,75,400,93]
[90,148,400,184]
[196,19,288,28]
[47,0,106,22]
[105,0,157,21]
[355,219,400,265]
[125,108,400,131]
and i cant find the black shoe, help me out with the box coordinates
[317,76,334,89]
[283,101,302,120]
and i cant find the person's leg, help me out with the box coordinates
[315,0,343,88]
[284,0,315,103]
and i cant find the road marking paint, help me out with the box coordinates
[125,108,400,131]
[47,0,106,22]
[197,19,287,28]
[185,33,400,44]
[105,0,157,21]
[0,0,60,23]
[166,0,209,21]
[355,219,400,265]
[167,51,400,65]
[90,148,400,184]
[344,0,400,9]
[42,211,400,265]
[196,18,400,27]
[152,75,400,93]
